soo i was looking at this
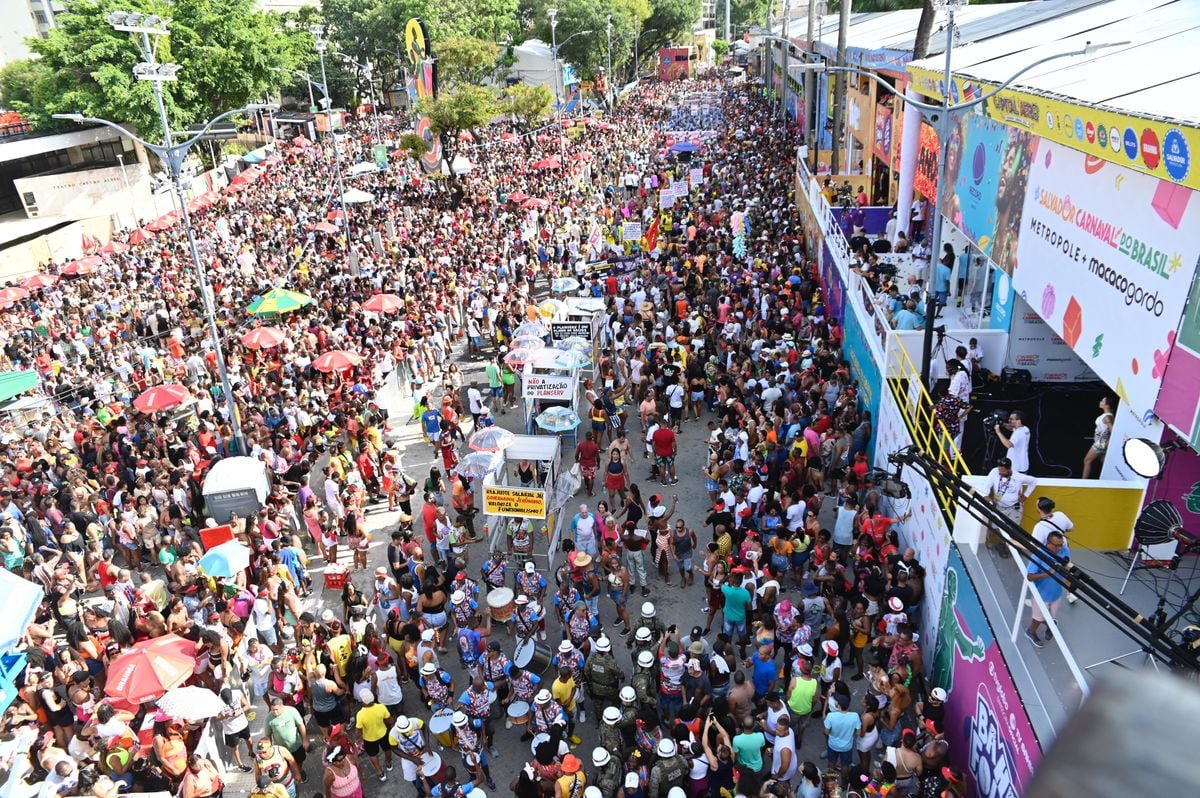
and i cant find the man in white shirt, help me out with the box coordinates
[994,411,1031,473]
[467,382,484,428]
[983,457,1037,557]
[1031,496,1078,603]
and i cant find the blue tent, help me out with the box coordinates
[669,141,700,154]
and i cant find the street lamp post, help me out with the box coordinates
[58,11,266,455]
[633,28,657,84]
[548,8,561,114]
[310,24,360,277]
[605,15,613,110]
[337,52,385,146]
[272,66,320,111]
[790,4,1125,388]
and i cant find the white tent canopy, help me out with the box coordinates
[509,39,559,94]
[341,188,375,204]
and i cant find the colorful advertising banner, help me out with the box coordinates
[1010,138,1200,418]
[820,242,846,325]
[988,268,1015,331]
[908,67,1200,191]
[842,308,882,459]
[1003,296,1096,382]
[940,113,1035,272]
[1155,268,1200,447]
[915,123,940,200]
[873,105,893,165]
[933,547,1042,798]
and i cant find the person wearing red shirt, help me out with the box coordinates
[421,496,439,546]
[575,432,601,496]
[651,424,678,485]
[859,507,911,547]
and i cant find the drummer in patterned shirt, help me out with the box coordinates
[480,550,509,593]
[480,641,512,705]
[515,560,548,602]
[507,516,535,561]
[506,664,543,741]
[419,661,455,710]
[551,639,586,685]
[514,596,547,642]
[564,601,599,657]
[452,570,480,600]
[451,710,498,791]
[530,688,568,740]
[451,589,484,634]
[387,715,430,791]
[552,577,582,629]
[457,674,498,757]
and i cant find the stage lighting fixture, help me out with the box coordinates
[1123,437,1184,479]
[1133,500,1184,546]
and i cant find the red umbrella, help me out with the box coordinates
[312,350,362,372]
[21,274,57,290]
[133,384,190,414]
[532,157,561,170]
[140,634,198,660]
[0,287,29,303]
[312,221,338,234]
[571,151,594,162]
[559,119,575,128]
[458,130,475,142]
[240,326,287,350]
[61,260,97,277]
[82,233,100,251]
[292,135,312,148]
[507,190,529,203]
[99,240,129,255]
[521,197,549,210]
[230,168,261,187]
[128,228,152,244]
[225,182,248,195]
[105,638,195,703]
[362,293,404,313]
[146,212,177,232]
[326,209,345,221]
[500,132,518,142]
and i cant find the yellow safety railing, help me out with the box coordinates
[887,336,972,522]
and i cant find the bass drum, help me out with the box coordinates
[512,637,553,676]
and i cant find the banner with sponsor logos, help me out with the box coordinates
[939,113,1036,272]
[1154,269,1200,447]
[933,546,1042,798]
[1010,138,1200,417]
[1003,296,1097,382]
[908,67,1199,191]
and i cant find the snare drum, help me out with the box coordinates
[428,708,456,748]
[487,587,515,622]
[419,750,444,779]
[506,700,531,726]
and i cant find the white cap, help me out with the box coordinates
[625,773,640,790]
[584,788,603,798]
[452,710,469,726]
[888,596,905,612]
[931,687,948,701]
[797,643,814,658]
[358,689,375,704]
[649,506,666,518]
[603,706,622,724]
[451,590,467,604]
[525,561,536,573]
[393,715,414,734]
[641,602,655,618]
[558,640,574,654]
[686,658,701,670]
[656,738,677,758]
[619,686,636,703]
[535,689,552,704]
[420,662,437,676]
[637,650,655,668]
[594,635,612,653]
[516,594,529,604]
[421,628,436,642]
[635,627,652,642]
[668,789,687,798]
[592,747,611,766]
[823,640,840,657]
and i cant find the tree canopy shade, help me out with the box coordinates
[502,83,554,134]
[10,0,310,135]
[526,0,650,79]
[436,37,503,89]
[419,85,497,179]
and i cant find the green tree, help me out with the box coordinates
[711,38,729,60]
[431,0,521,41]
[419,84,497,181]
[502,83,552,135]
[527,0,650,79]
[436,36,501,88]
[16,0,307,135]
[637,0,701,66]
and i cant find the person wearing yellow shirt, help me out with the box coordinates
[550,666,582,745]
[354,691,393,782]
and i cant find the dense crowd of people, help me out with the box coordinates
[0,68,956,798]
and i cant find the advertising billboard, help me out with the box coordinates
[842,308,882,459]
[933,547,1042,798]
[1010,138,1200,419]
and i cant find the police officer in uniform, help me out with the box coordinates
[598,706,625,761]
[590,747,623,798]
[583,635,625,720]
[631,650,658,716]
[616,686,639,750]
[647,738,689,797]
[627,602,666,651]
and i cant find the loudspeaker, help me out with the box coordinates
[1001,367,1032,385]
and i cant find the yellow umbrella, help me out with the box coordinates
[247,288,314,315]
[538,299,563,319]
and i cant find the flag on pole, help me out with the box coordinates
[644,214,660,253]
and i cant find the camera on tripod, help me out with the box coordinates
[983,410,1008,430]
